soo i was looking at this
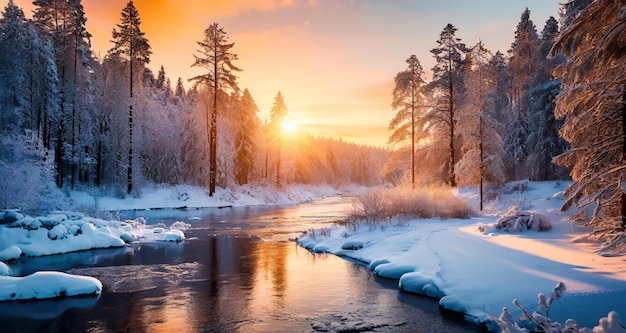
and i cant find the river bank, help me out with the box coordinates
[296,181,626,331]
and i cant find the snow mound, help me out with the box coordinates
[0,245,22,261]
[0,262,8,276]
[0,211,188,257]
[0,271,102,301]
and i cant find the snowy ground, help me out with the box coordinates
[0,183,342,301]
[297,181,626,331]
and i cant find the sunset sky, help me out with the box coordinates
[12,0,560,147]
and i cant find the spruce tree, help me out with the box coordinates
[525,16,568,181]
[505,8,541,180]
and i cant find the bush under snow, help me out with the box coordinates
[494,206,552,232]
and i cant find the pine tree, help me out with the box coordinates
[551,0,626,251]
[426,23,467,186]
[389,55,427,187]
[107,0,151,194]
[190,22,241,196]
[268,92,288,188]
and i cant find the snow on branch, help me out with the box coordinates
[488,282,625,333]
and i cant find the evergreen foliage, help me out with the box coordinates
[551,0,626,251]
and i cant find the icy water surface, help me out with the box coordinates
[1,197,484,332]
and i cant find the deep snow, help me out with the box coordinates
[297,181,626,330]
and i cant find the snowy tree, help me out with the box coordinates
[175,77,185,101]
[268,92,288,188]
[190,22,241,196]
[551,0,626,251]
[156,65,166,89]
[0,1,66,212]
[508,8,541,118]
[107,0,152,194]
[525,17,568,181]
[234,88,259,185]
[32,0,97,189]
[559,0,594,29]
[388,54,427,187]
[504,8,541,180]
[425,23,467,186]
[456,41,506,205]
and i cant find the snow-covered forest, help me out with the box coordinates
[386,0,625,250]
[0,0,625,248]
[0,0,388,212]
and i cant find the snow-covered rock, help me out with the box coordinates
[0,271,102,301]
[0,262,8,276]
[160,229,185,242]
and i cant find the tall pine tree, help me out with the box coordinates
[426,23,467,186]
[107,0,151,194]
[190,22,241,196]
[388,54,427,187]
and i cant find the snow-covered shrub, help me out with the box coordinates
[351,188,388,222]
[495,206,551,232]
[488,282,625,333]
[47,223,70,240]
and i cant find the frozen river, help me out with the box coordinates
[0,197,484,332]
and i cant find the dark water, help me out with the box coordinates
[0,197,484,332]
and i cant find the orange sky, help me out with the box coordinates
[12,0,560,147]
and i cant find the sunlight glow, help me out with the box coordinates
[281,121,299,134]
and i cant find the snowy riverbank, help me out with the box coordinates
[296,181,626,331]
[69,183,345,212]
[0,183,345,301]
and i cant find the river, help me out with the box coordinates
[0,196,484,332]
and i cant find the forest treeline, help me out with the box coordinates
[0,0,387,210]
[1,0,625,247]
